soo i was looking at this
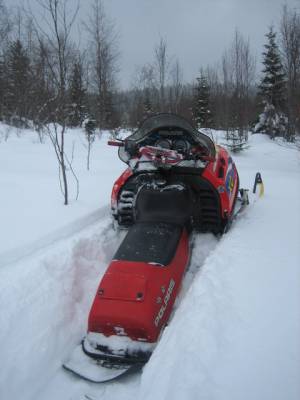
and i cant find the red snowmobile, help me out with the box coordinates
[64,114,248,383]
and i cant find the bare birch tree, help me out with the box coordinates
[85,0,119,129]
[0,0,11,49]
[280,5,300,138]
[31,0,79,205]
[0,0,11,120]
[221,30,255,139]
[154,36,170,112]
[169,59,183,114]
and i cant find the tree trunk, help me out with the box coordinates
[60,127,68,205]
[87,141,91,171]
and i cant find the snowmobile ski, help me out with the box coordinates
[63,343,141,383]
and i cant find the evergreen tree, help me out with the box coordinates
[192,72,212,129]
[69,61,86,127]
[96,85,116,129]
[83,116,96,170]
[30,43,54,126]
[103,89,114,129]
[254,103,287,138]
[255,27,287,137]
[5,40,31,125]
[258,27,286,110]
[142,87,153,120]
[226,128,249,152]
[0,56,5,120]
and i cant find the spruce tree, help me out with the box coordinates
[69,61,86,127]
[142,87,153,120]
[0,56,5,120]
[5,40,31,125]
[192,72,212,129]
[96,86,116,129]
[30,43,53,126]
[255,27,287,137]
[83,116,96,170]
[258,27,286,109]
[103,89,114,129]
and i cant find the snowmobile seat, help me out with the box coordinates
[113,222,182,266]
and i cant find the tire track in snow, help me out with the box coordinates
[0,206,110,268]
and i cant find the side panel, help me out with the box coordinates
[225,157,239,212]
[203,146,239,218]
[111,168,132,211]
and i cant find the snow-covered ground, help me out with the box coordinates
[0,124,124,256]
[0,124,299,400]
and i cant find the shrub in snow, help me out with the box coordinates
[68,62,87,127]
[226,129,249,152]
[254,103,287,138]
[83,117,96,171]
[83,118,96,136]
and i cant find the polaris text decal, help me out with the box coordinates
[154,279,176,327]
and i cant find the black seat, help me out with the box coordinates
[113,222,182,265]
[113,185,192,265]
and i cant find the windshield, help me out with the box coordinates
[119,114,215,164]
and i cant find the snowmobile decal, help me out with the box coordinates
[225,168,235,195]
[224,157,234,194]
[154,279,176,327]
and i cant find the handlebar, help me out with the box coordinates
[107,140,124,147]
[138,146,184,166]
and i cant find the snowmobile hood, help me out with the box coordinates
[125,113,216,159]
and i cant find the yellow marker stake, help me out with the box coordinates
[253,172,264,198]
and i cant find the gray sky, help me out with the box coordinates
[9,0,300,88]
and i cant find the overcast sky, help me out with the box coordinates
[9,0,300,88]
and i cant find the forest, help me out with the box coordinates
[0,0,299,143]
[0,3,300,399]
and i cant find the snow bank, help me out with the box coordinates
[0,125,124,255]
[0,217,125,400]
[139,134,300,400]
